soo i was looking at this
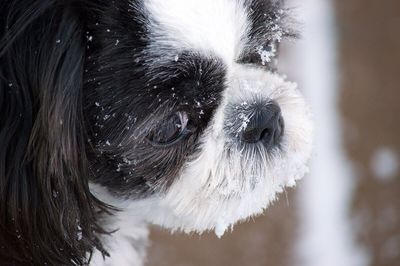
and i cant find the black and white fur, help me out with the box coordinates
[0,0,312,265]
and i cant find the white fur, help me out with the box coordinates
[144,0,249,64]
[136,68,313,236]
[90,184,150,266]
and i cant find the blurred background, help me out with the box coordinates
[147,0,400,265]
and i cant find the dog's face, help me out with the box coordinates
[0,0,312,263]
[86,0,312,235]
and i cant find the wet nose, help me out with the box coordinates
[241,101,284,148]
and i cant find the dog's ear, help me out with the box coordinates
[0,1,109,264]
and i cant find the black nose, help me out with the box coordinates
[240,101,284,148]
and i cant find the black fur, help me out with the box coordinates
[0,0,226,264]
[78,1,227,196]
[241,0,297,68]
[0,1,109,264]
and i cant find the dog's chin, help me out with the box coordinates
[134,72,313,237]
[143,148,311,237]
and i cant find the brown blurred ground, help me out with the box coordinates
[335,0,400,265]
[147,189,297,266]
[147,1,400,265]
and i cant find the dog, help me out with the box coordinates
[0,0,312,265]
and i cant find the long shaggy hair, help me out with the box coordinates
[0,1,110,264]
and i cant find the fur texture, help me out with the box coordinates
[0,0,312,265]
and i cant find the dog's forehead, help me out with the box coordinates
[144,0,251,63]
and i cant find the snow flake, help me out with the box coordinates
[77,225,83,241]
[257,43,277,65]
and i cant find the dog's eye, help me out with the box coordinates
[147,112,191,147]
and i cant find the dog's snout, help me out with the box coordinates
[240,101,284,148]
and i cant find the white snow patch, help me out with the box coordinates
[282,0,370,265]
[370,147,399,182]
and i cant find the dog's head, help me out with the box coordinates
[0,0,312,264]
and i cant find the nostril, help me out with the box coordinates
[260,114,284,148]
[242,128,262,143]
[260,128,271,141]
